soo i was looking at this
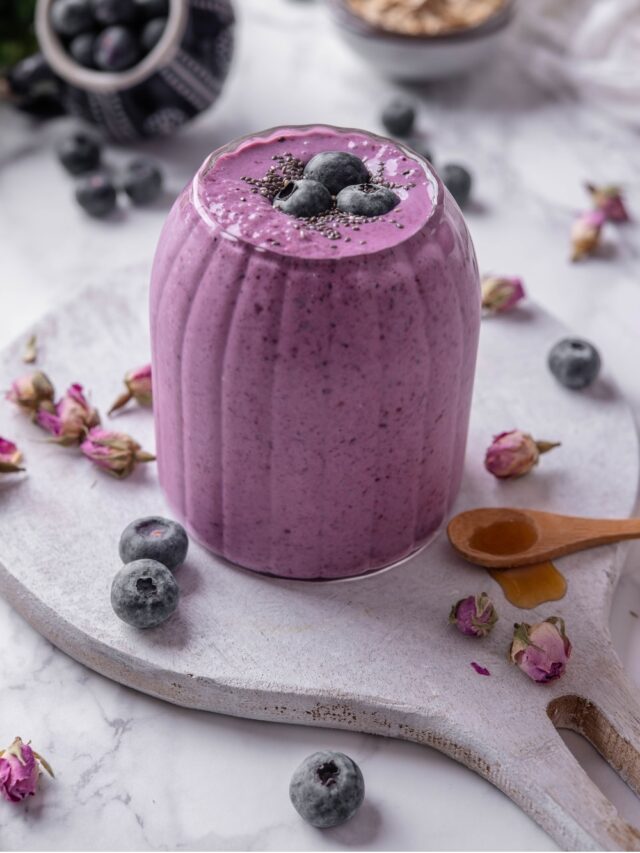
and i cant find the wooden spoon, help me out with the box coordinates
[447,507,640,569]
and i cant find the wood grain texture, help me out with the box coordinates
[0,279,639,850]
[449,508,640,568]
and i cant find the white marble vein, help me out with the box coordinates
[1,0,640,848]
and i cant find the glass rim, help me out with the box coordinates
[191,123,444,261]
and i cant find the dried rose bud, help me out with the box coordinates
[80,427,155,479]
[510,617,572,683]
[0,737,53,803]
[481,275,525,314]
[0,437,24,474]
[108,363,153,415]
[485,430,560,479]
[22,334,37,365]
[449,592,497,638]
[586,183,630,224]
[571,209,606,262]
[37,383,100,446]
[6,371,55,419]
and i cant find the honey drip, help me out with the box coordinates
[467,517,567,609]
[489,562,567,609]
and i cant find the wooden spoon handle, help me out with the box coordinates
[553,515,640,551]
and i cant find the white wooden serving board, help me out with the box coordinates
[1,279,639,851]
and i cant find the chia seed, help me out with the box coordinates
[241,151,415,241]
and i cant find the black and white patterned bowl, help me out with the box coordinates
[36,0,235,141]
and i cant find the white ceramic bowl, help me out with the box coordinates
[326,0,515,82]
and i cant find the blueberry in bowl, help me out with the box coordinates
[90,0,136,26]
[35,0,236,139]
[50,0,94,38]
[94,25,141,71]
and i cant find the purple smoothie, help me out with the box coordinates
[150,125,480,579]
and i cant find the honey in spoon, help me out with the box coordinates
[468,516,567,609]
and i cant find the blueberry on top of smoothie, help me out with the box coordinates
[337,183,400,217]
[273,179,332,218]
[303,151,370,196]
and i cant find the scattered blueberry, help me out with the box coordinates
[111,558,179,628]
[50,0,94,37]
[134,0,168,18]
[58,131,102,175]
[6,53,65,117]
[418,145,434,164]
[273,179,332,218]
[94,25,140,71]
[120,158,163,204]
[303,151,370,196]
[7,53,59,98]
[548,338,601,390]
[75,172,118,217]
[7,53,57,97]
[69,32,97,67]
[90,0,136,25]
[289,751,365,828]
[336,183,399,217]
[442,163,472,208]
[119,516,188,571]
[381,98,415,137]
[140,17,166,52]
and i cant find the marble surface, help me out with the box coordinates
[1,0,640,848]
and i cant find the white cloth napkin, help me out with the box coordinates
[515,0,640,127]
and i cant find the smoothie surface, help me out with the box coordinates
[195,125,436,259]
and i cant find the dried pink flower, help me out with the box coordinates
[485,430,560,479]
[586,183,630,224]
[470,662,491,676]
[510,617,572,683]
[6,371,55,420]
[36,383,100,446]
[571,209,606,262]
[0,737,53,803]
[481,275,526,314]
[109,363,153,415]
[80,427,155,479]
[449,592,497,638]
[0,437,24,474]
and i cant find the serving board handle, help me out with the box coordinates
[515,721,640,852]
[395,643,640,851]
[501,646,640,850]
